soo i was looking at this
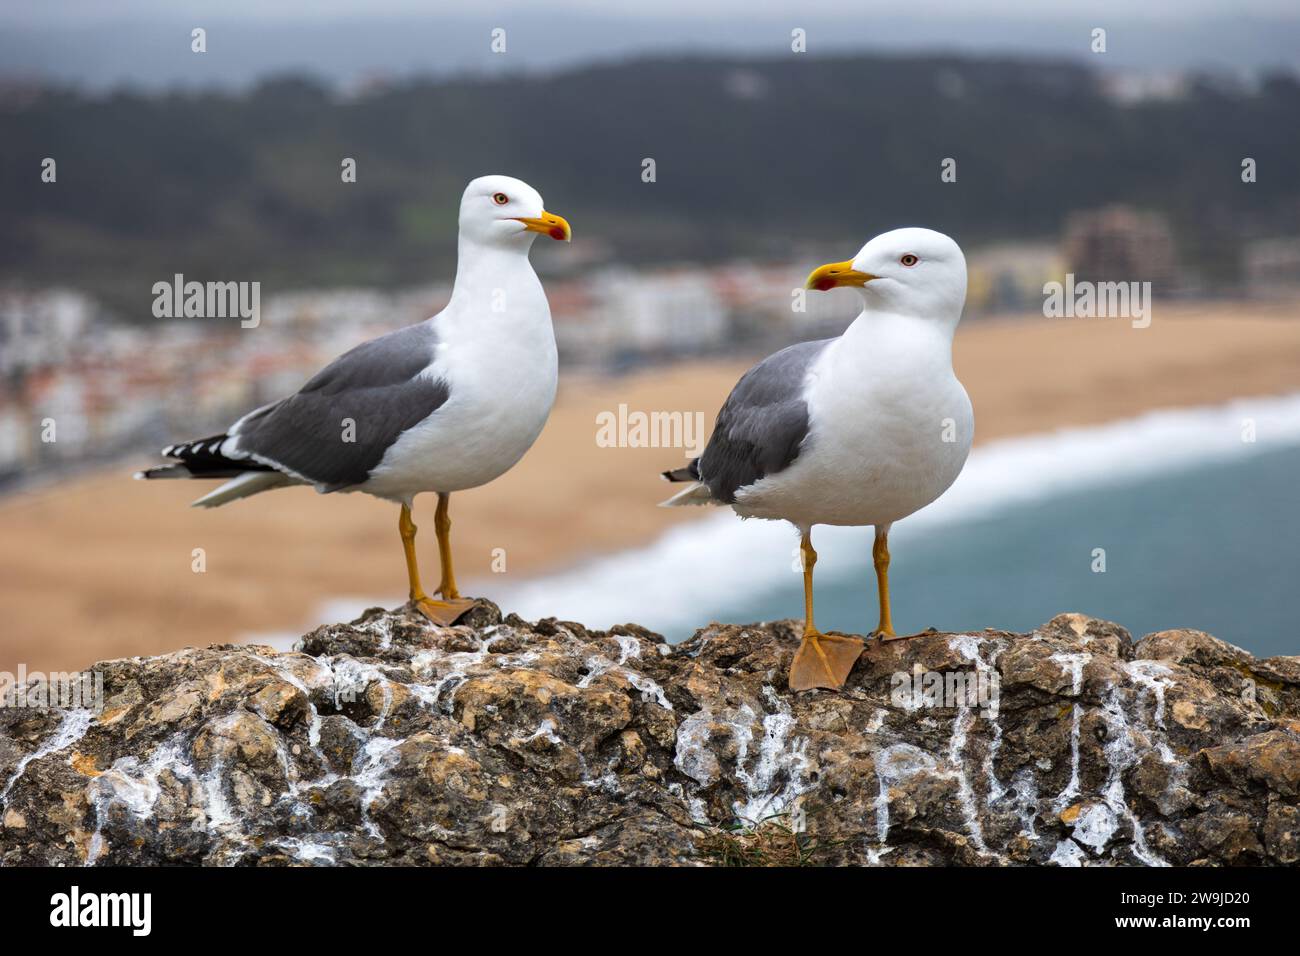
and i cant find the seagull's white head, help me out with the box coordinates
[806,227,966,323]
[458,175,572,248]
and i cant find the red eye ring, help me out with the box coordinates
[900,254,919,266]
[492,192,509,205]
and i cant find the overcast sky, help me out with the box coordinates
[4,0,1295,90]
[3,0,1298,24]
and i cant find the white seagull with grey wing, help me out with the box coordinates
[137,175,572,624]
[661,227,974,691]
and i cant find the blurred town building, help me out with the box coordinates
[1063,205,1180,291]
[966,243,1065,315]
[1242,238,1300,299]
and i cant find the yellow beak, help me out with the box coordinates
[805,259,875,291]
[514,210,572,242]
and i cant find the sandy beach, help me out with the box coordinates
[2,301,1298,672]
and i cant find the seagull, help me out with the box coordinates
[137,175,571,624]
[661,228,973,691]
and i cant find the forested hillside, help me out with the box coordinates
[3,54,1298,312]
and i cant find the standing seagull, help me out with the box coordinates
[661,228,973,691]
[137,175,571,624]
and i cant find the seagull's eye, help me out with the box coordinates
[492,192,509,205]
[900,254,919,267]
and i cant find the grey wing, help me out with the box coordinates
[230,322,449,490]
[695,338,830,503]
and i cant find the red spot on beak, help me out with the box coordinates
[813,277,837,291]
[549,226,567,240]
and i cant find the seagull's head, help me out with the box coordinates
[459,175,571,248]
[805,228,966,322]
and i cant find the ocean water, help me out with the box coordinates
[495,393,1300,660]
[688,442,1300,657]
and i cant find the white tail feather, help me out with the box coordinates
[191,471,289,508]
[658,481,717,508]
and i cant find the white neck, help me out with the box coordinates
[842,306,956,363]
[444,234,546,319]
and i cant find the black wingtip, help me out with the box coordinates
[135,466,175,480]
[661,463,700,483]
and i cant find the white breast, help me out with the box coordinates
[734,313,973,528]
[362,267,558,503]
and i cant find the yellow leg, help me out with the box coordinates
[400,502,475,625]
[434,492,459,599]
[399,504,426,601]
[873,526,898,638]
[801,532,817,637]
[789,530,863,691]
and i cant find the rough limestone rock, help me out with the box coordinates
[1,604,1298,866]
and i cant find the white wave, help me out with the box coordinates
[488,392,1300,635]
